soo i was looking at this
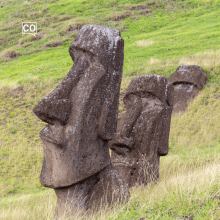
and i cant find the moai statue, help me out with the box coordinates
[33,25,129,217]
[168,65,207,113]
[110,75,174,188]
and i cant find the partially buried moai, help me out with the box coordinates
[33,25,129,217]
[168,65,207,113]
[110,75,174,188]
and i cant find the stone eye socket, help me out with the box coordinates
[127,94,138,103]
[138,91,146,98]
[123,94,138,109]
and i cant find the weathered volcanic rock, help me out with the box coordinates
[168,65,207,113]
[110,75,174,188]
[33,24,128,217]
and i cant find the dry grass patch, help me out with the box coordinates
[0,50,21,59]
[59,15,73,21]
[139,8,152,15]
[0,82,22,92]
[45,40,62,48]
[19,33,44,45]
[135,39,155,48]
[178,50,220,69]
[26,9,48,19]
[0,20,19,32]
[105,10,131,21]
[131,5,148,10]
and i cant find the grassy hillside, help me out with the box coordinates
[1,0,220,219]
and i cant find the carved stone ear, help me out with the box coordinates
[98,72,122,140]
[166,83,174,107]
[98,39,124,140]
[112,37,124,71]
[33,98,72,125]
[98,88,120,140]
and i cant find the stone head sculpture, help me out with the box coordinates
[33,25,128,215]
[168,65,207,113]
[110,75,174,187]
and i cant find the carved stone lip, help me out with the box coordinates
[111,143,130,149]
[110,137,134,150]
[112,161,133,166]
[40,132,58,145]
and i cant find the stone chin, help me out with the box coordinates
[39,138,111,188]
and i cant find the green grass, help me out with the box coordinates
[1,0,220,219]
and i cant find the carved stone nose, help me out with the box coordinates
[33,98,72,125]
[110,136,134,156]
